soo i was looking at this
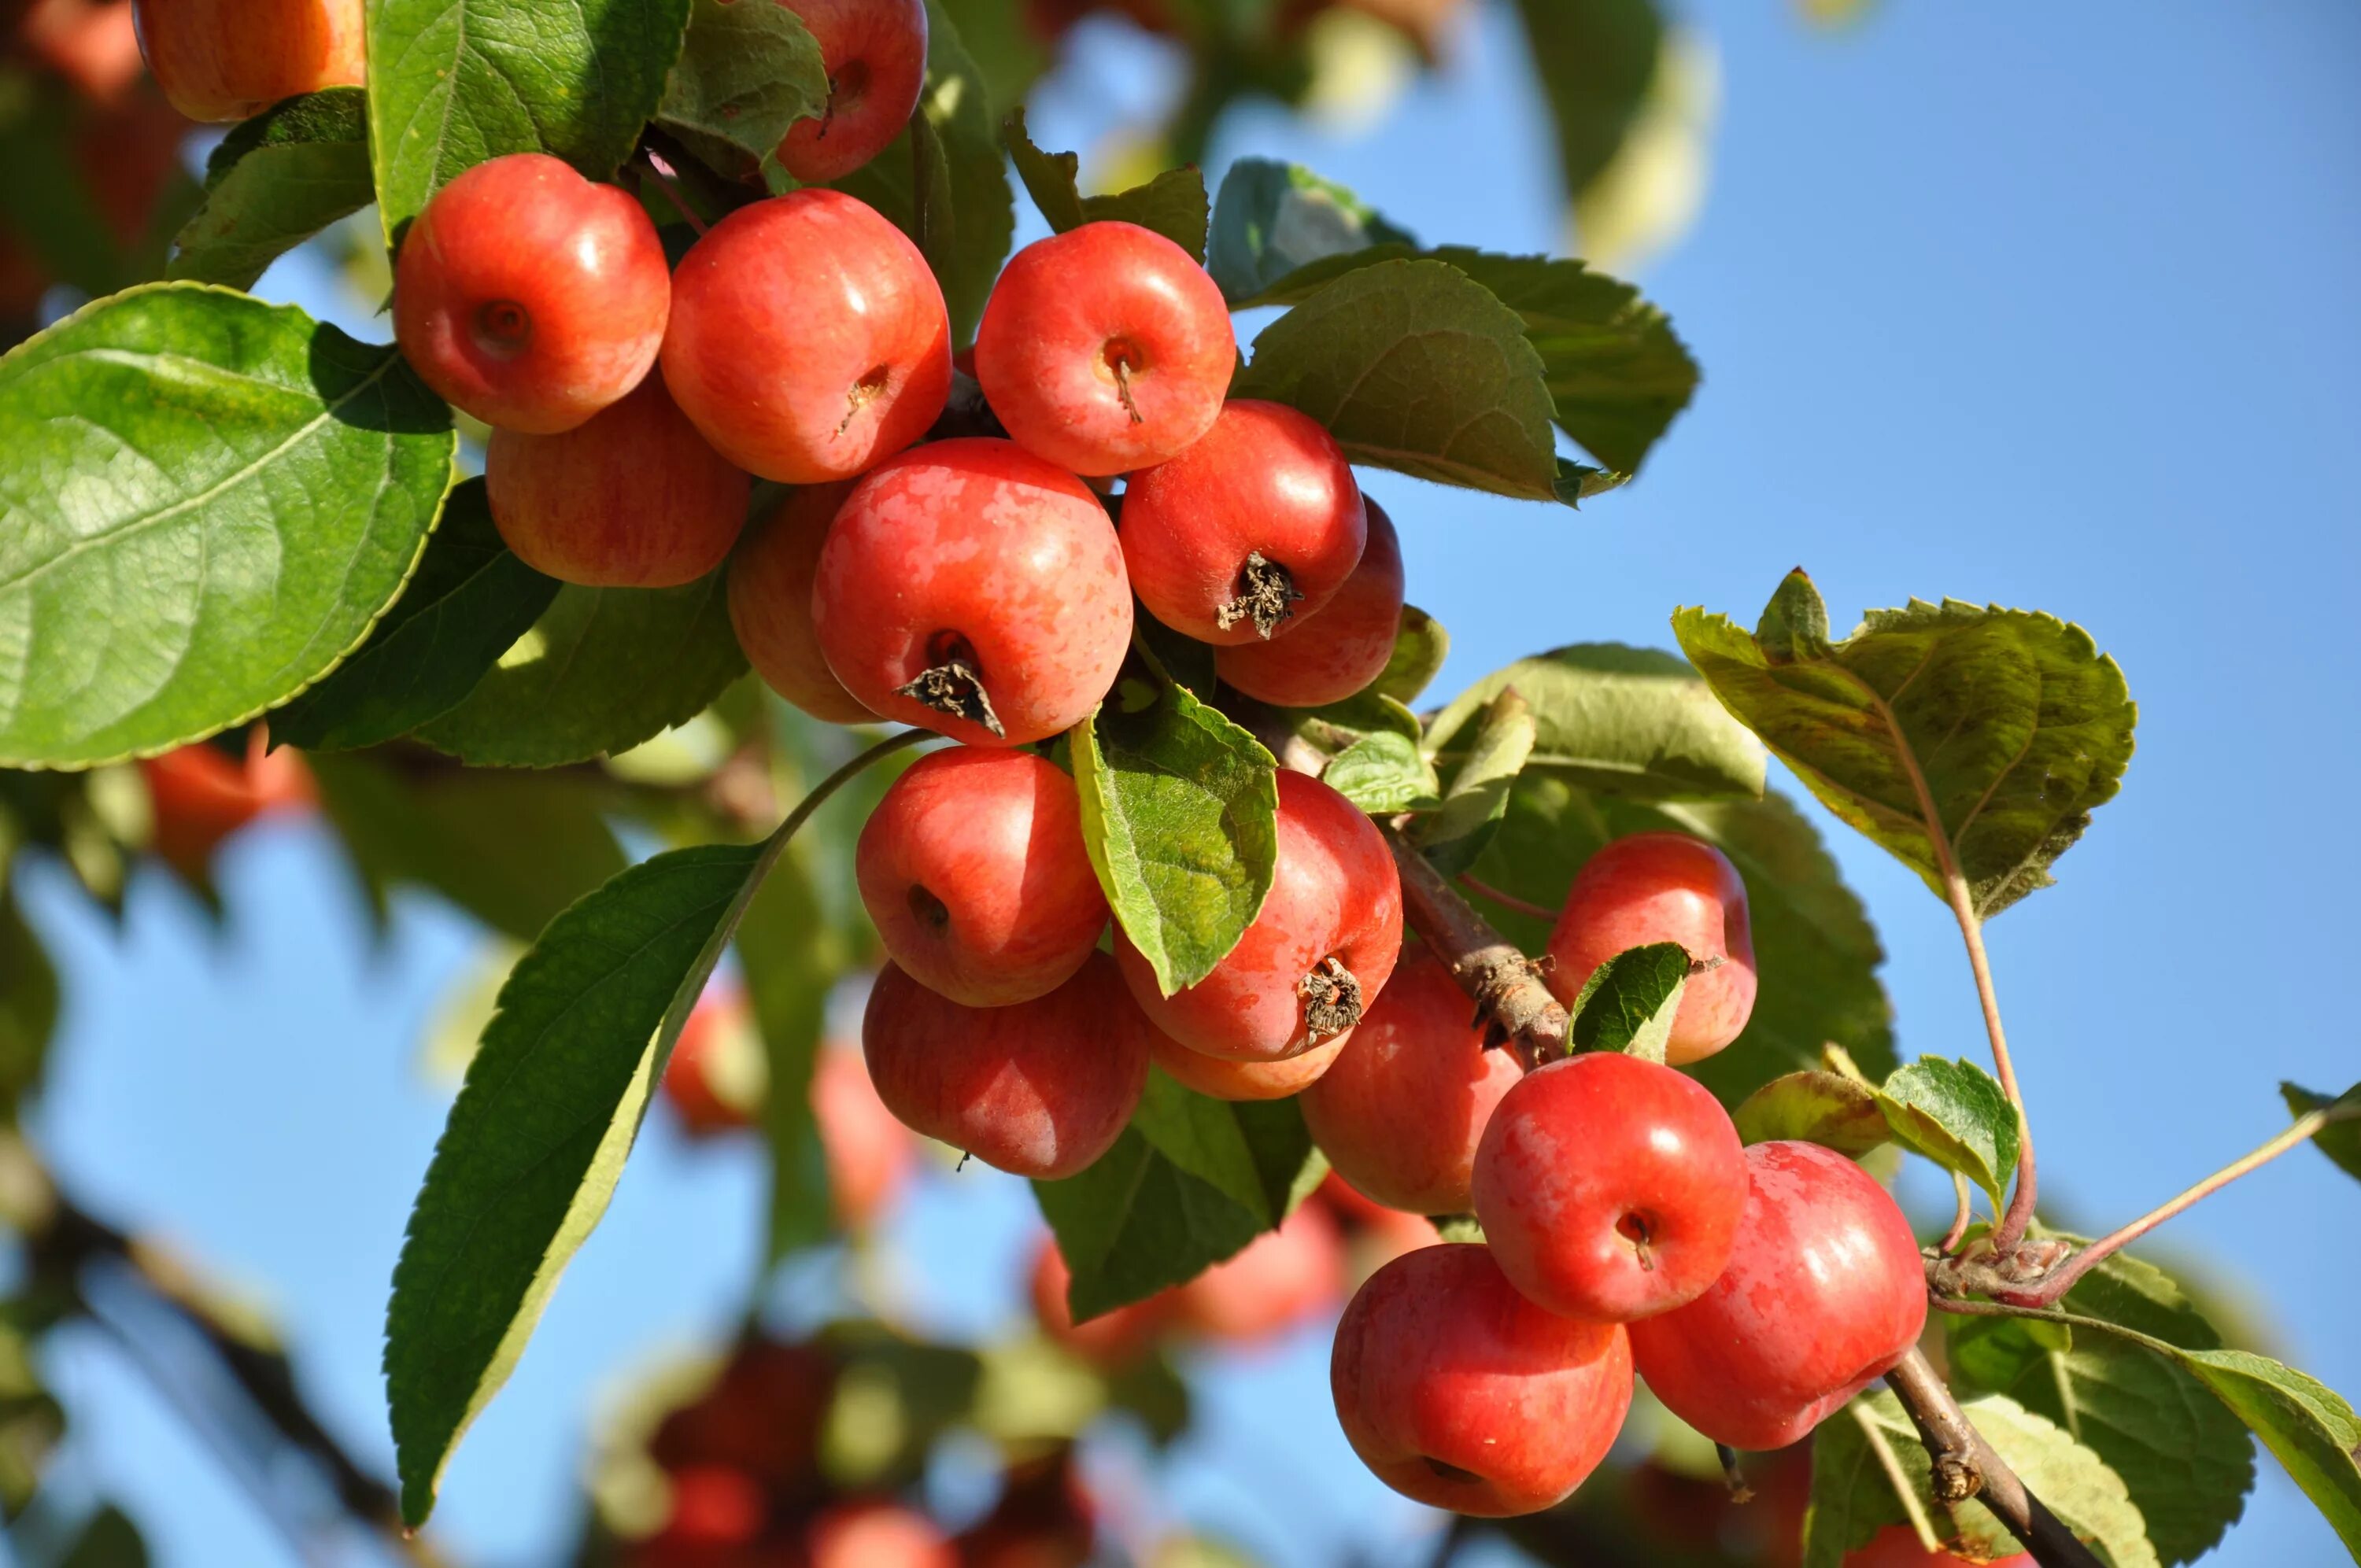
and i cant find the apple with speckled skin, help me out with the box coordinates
[770,0,927,184]
[1546,832,1757,1066]
[1175,1201,1344,1343]
[1217,499,1406,708]
[727,482,877,724]
[131,0,363,120]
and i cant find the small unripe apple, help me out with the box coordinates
[1845,1525,2032,1568]
[861,953,1150,1179]
[807,1500,955,1568]
[1331,1242,1632,1517]
[1147,1031,1344,1101]
[131,0,364,122]
[140,731,314,875]
[1628,1139,1927,1451]
[1472,1050,1747,1322]
[812,437,1132,747]
[1119,400,1365,645]
[1299,944,1522,1213]
[726,482,876,725]
[662,189,951,484]
[974,220,1235,477]
[484,374,749,588]
[1173,1201,1344,1344]
[1216,498,1406,708]
[855,747,1109,1007]
[1029,1237,1175,1367]
[394,153,671,436]
[771,0,929,184]
[1545,832,1757,1065]
[1117,769,1401,1061]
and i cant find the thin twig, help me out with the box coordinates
[1885,1349,2104,1568]
[1938,1169,1976,1256]
[1386,831,1567,1071]
[1944,882,2039,1255]
[1456,873,1560,924]
[636,149,710,234]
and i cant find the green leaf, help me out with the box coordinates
[1072,684,1279,997]
[1431,1213,1486,1244]
[1372,606,1449,706]
[1565,942,1689,1064]
[1803,1389,2158,1568]
[2172,1350,2361,1557]
[933,0,1047,109]
[56,1503,147,1568]
[1675,571,2139,919]
[0,286,456,769]
[1003,109,1209,258]
[1234,258,1566,504]
[1730,1070,1889,1153]
[385,839,778,1526]
[1464,779,1895,1109]
[1513,0,1663,205]
[1206,157,1415,304]
[656,0,828,175]
[1320,732,1439,815]
[1130,1070,1320,1227]
[168,89,374,290]
[2282,1081,2361,1184]
[413,575,747,768]
[1945,1251,2256,1566]
[367,0,693,240]
[1414,688,1536,876]
[268,481,560,751]
[1877,1056,2019,1213]
[833,0,1014,345]
[1426,644,1765,802]
[309,751,626,943]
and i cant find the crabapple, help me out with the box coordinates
[1029,1238,1175,1367]
[811,437,1132,747]
[23,0,146,104]
[855,747,1108,1007]
[726,483,875,724]
[661,987,765,1138]
[770,0,927,184]
[1545,832,1757,1066]
[807,1500,954,1568]
[484,374,748,588]
[1119,399,1367,644]
[1472,1050,1746,1322]
[1331,1243,1633,1517]
[1846,1526,2031,1568]
[1216,498,1406,708]
[1116,769,1401,1061]
[861,953,1150,1179]
[644,1464,764,1554]
[650,1339,837,1485]
[140,731,313,875]
[130,0,364,121]
[1299,944,1522,1213]
[811,1042,917,1230]
[1628,1140,1927,1452]
[662,189,951,483]
[1173,1201,1344,1344]
[393,155,669,435]
[1148,1030,1344,1101]
[973,221,1233,476]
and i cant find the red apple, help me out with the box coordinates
[140,730,313,875]
[1116,769,1402,1061]
[661,189,951,483]
[130,0,364,122]
[22,0,146,104]
[1118,399,1366,644]
[649,1338,838,1487]
[1331,1242,1632,1516]
[1029,1237,1175,1367]
[1174,1200,1344,1344]
[485,373,749,588]
[726,482,876,725]
[661,986,765,1138]
[855,747,1109,1007]
[645,1463,766,1555]
[1545,832,1757,1066]
[973,221,1234,477]
[1147,1030,1344,1101]
[1215,498,1405,708]
[1298,943,1521,1213]
[811,1042,916,1229]
[1628,1140,1927,1452]
[394,153,671,435]
[861,953,1150,1179]
[770,0,928,184]
[1845,1525,2032,1568]
[811,437,1132,747]
[953,1447,1096,1568]
[808,1500,954,1568]
[1472,1050,1747,1322]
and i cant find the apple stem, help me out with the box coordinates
[1387,830,1566,1072]
[636,149,710,237]
[1886,1348,2108,1568]
[1713,1444,1753,1503]
[2001,1101,2348,1305]
[1455,873,1560,924]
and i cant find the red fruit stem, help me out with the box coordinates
[1943,879,2041,1257]
[636,148,709,236]
[1387,829,1566,1072]
[1997,1100,2350,1306]
[1885,1348,2106,1568]
[1454,872,1561,924]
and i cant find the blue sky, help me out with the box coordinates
[14,2,2359,1564]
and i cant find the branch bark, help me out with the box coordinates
[1387,829,1568,1071]
[1885,1349,2104,1568]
